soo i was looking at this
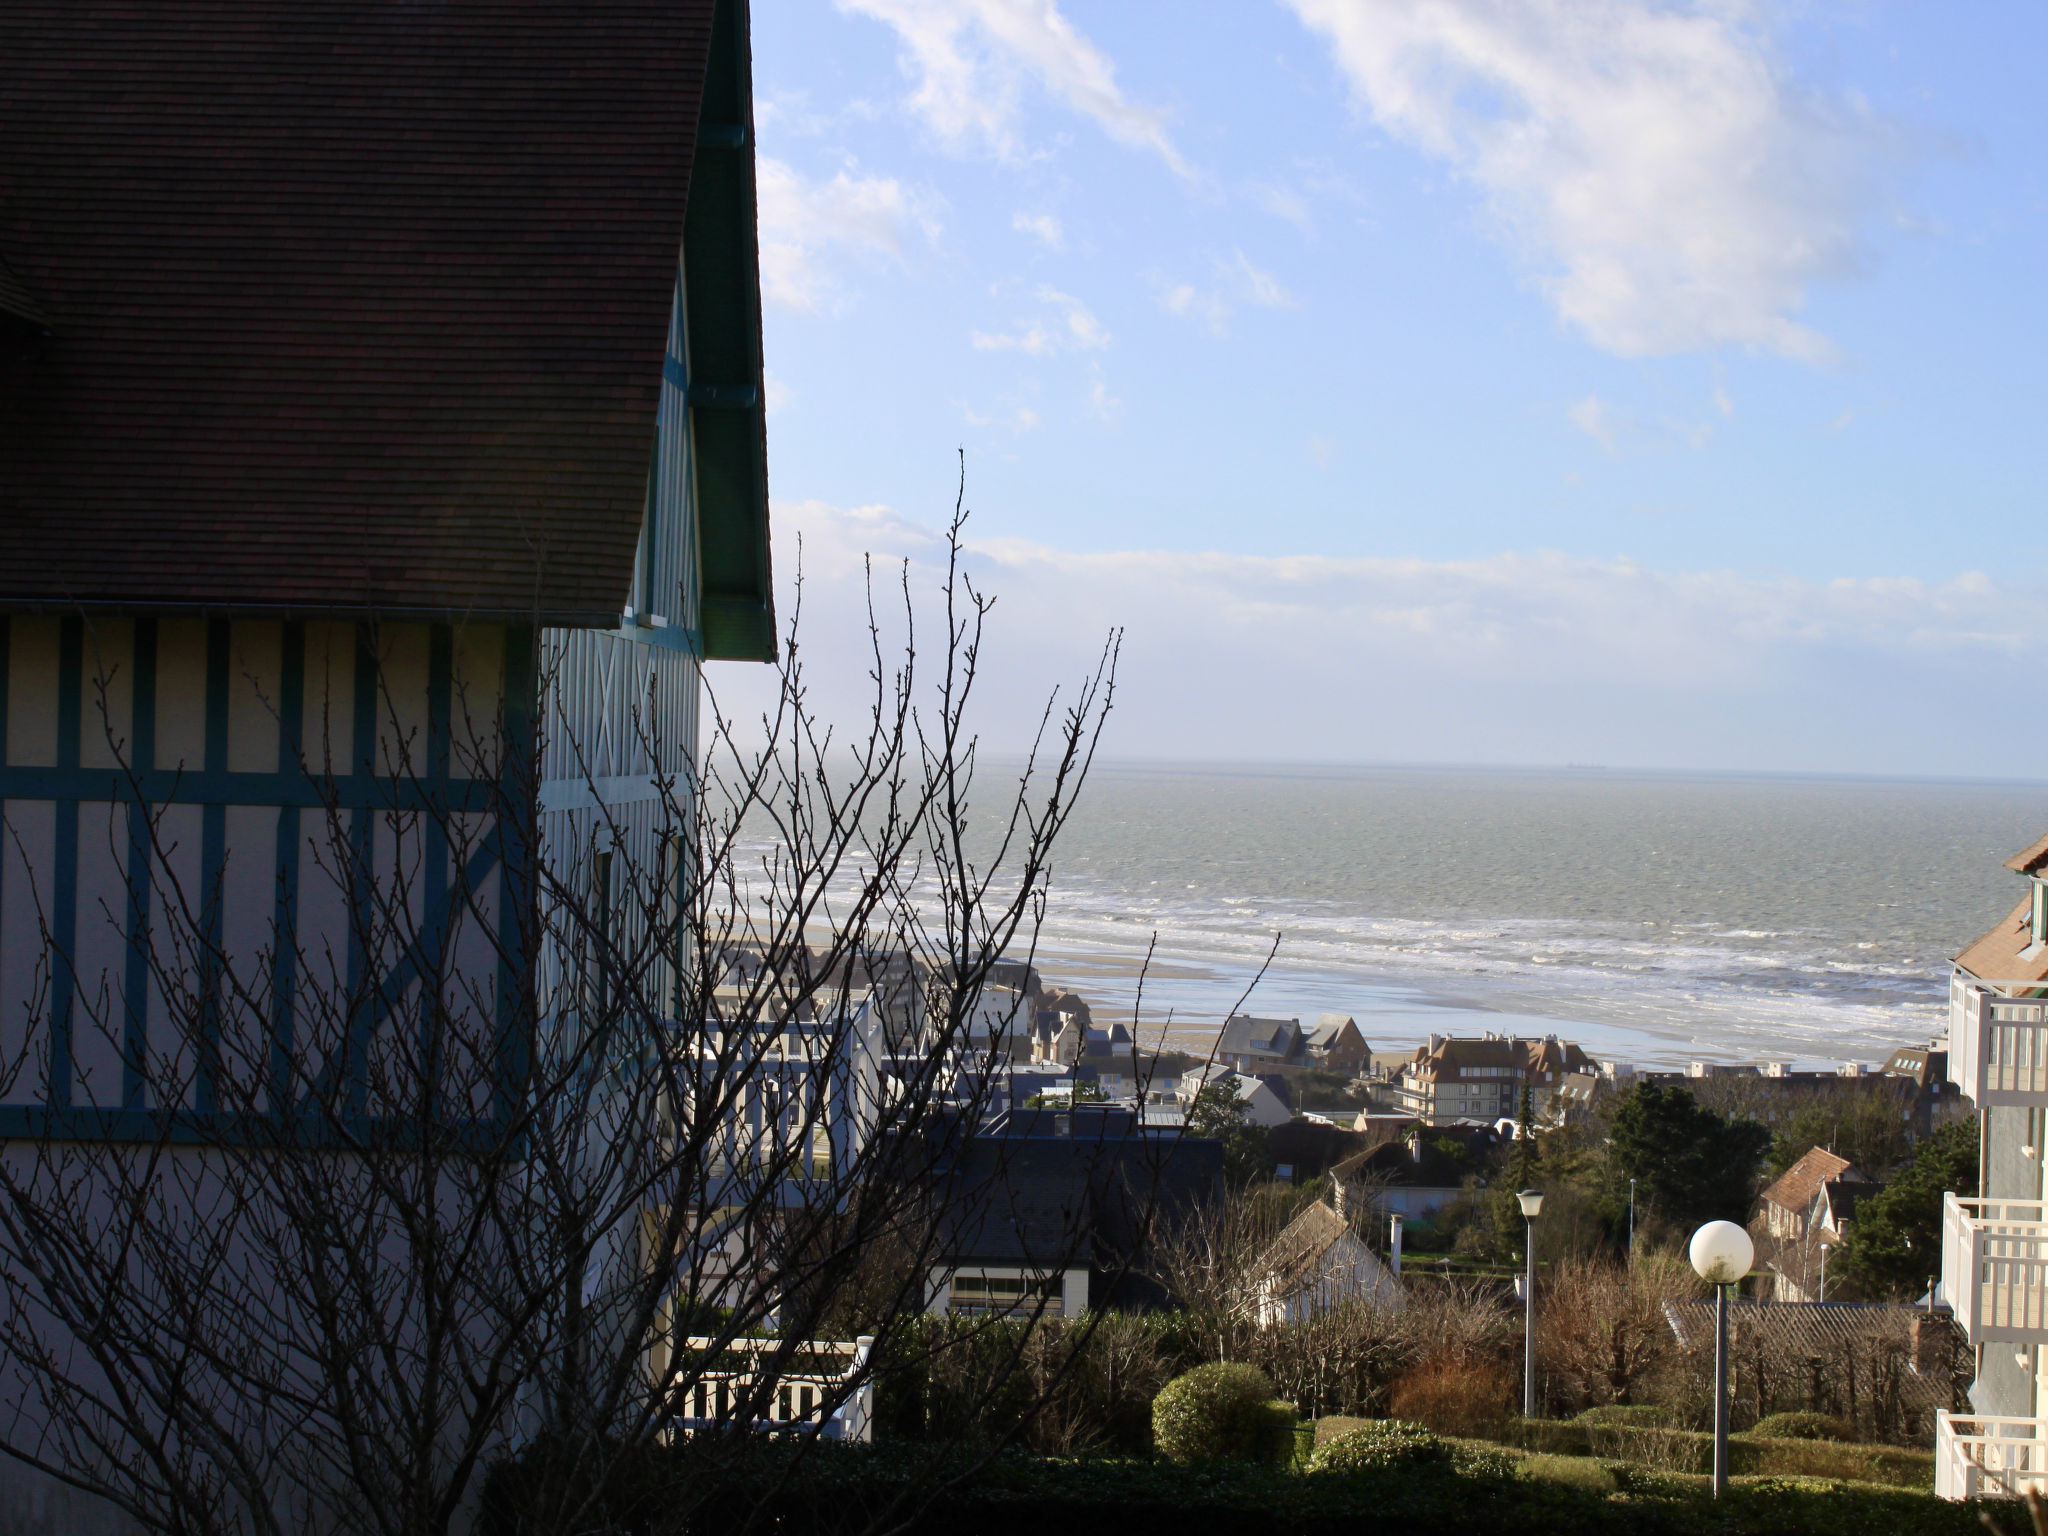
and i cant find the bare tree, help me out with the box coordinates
[0,502,1130,1536]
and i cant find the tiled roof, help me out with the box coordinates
[2007,831,2048,875]
[0,1,727,624]
[1254,1201,1352,1291]
[1954,895,2048,987]
[1759,1147,1870,1216]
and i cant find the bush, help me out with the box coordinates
[1574,1404,1679,1429]
[1384,1357,1512,1438]
[1151,1363,1296,1465]
[1306,1419,1448,1474]
[1750,1411,1854,1442]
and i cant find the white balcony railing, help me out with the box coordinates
[1944,1194,2048,1345]
[670,1335,874,1442]
[1938,1412,2048,1500]
[1950,975,2048,1105]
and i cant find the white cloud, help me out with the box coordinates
[1569,394,1616,452]
[1087,365,1123,425]
[1157,252,1295,336]
[756,157,939,313]
[973,285,1109,354]
[1013,211,1065,248]
[839,0,1187,174]
[1284,0,1897,360]
[715,500,2048,775]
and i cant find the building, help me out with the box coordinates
[1179,1063,1293,1128]
[928,1105,1224,1317]
[1389,1033,1595,1126]
[1328,1123,1498,1223]
[1247,1181,1402,1325]
[1754,1148,1875,1303]
[0,0,775,1523]
[1305,1013,1371,1075]
[1215,1014,1309,1073]
[1937,828,2048,1497]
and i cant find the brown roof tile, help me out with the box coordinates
[0,1,726,624]
[1759,1147,1871,1216]
[1954,895,2048,987]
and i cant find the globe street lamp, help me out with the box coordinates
[1518,1189,1544,1417]
[1689,1220,1755,1497]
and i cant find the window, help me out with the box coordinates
[2033,881,2047,947]
[949,1273,1063,1316]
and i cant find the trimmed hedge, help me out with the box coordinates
[1751,1412,1854,1442]
[1153,1363,1297,1466]
[1479,1417,1932,1490]
[1307,1420,1447,1474]
[479,1439,1997,1536]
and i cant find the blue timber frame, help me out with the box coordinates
[0,614,539,1144]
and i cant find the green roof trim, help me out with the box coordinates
[686,0,775,662]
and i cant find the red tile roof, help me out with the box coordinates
[1954,895,2048,987]
[1759,1147,1871,1216]
[0,1,723,624]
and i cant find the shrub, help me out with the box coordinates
[1749,1411,1854,1442]
[1307,1419,1448,1474]
[1575,1404,1678,1429]
[1385,1357,1512,1438]
[1151,1363,1295,1465]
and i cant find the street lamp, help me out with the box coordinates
[1689,1220,1755,1498]
[1518,1189,1543,1418]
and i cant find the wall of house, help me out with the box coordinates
[0,614,525,1129]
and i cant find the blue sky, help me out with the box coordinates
[722,1,2048,775]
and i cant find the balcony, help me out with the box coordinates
[1944,1193,2048,1344]
[1937,1412,2048,1500]
[1950,975,2048,1105]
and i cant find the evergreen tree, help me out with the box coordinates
[1188,1078,1275,1188]
[1835,1114,1979,1299]
[1608,1083,1771,1235]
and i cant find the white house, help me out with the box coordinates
[1248,1184,1403,1325]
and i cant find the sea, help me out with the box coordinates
[1012,762,2048,1073]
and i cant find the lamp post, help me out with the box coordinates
[1518,1189,1544,1418]
[1689,1220,1755,1498]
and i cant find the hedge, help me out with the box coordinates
[1481,1416,1933,1489]
[478,1439,2005,1536]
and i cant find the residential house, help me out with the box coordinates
[1179,1064,1292,1128]
[1247,1181,1402,1325]
[1329,1123,1498,1222]
[1390,1033,1595,1126]
[1881,1042,1960,1141]
[928,1104,1223,1317]
[0,0,774,1521]
[1754,1148,1875,1302]
[1305,1013,1371,1075]
[1216,1014,1309,1073]
[1936,827,2048,1498]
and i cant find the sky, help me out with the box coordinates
[715,0,2048,776]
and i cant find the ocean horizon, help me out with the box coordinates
[1011,758,2048,1073]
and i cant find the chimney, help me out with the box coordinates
[1389,1216,1404,1277]
[1333,1178,1349,1221]
[1409,1130,1423,1164]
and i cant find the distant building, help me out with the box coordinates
[1216,1014,1310,1073]
[927,1104,1223,1317]
[1247,1181,1402,1324]
[1330,1123,1499,1222]
[1179,1064,1292,1128]
[1390,1033,1595,1127]
[1305,1013,1371,1075]
[1755,1147,1876,1303]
